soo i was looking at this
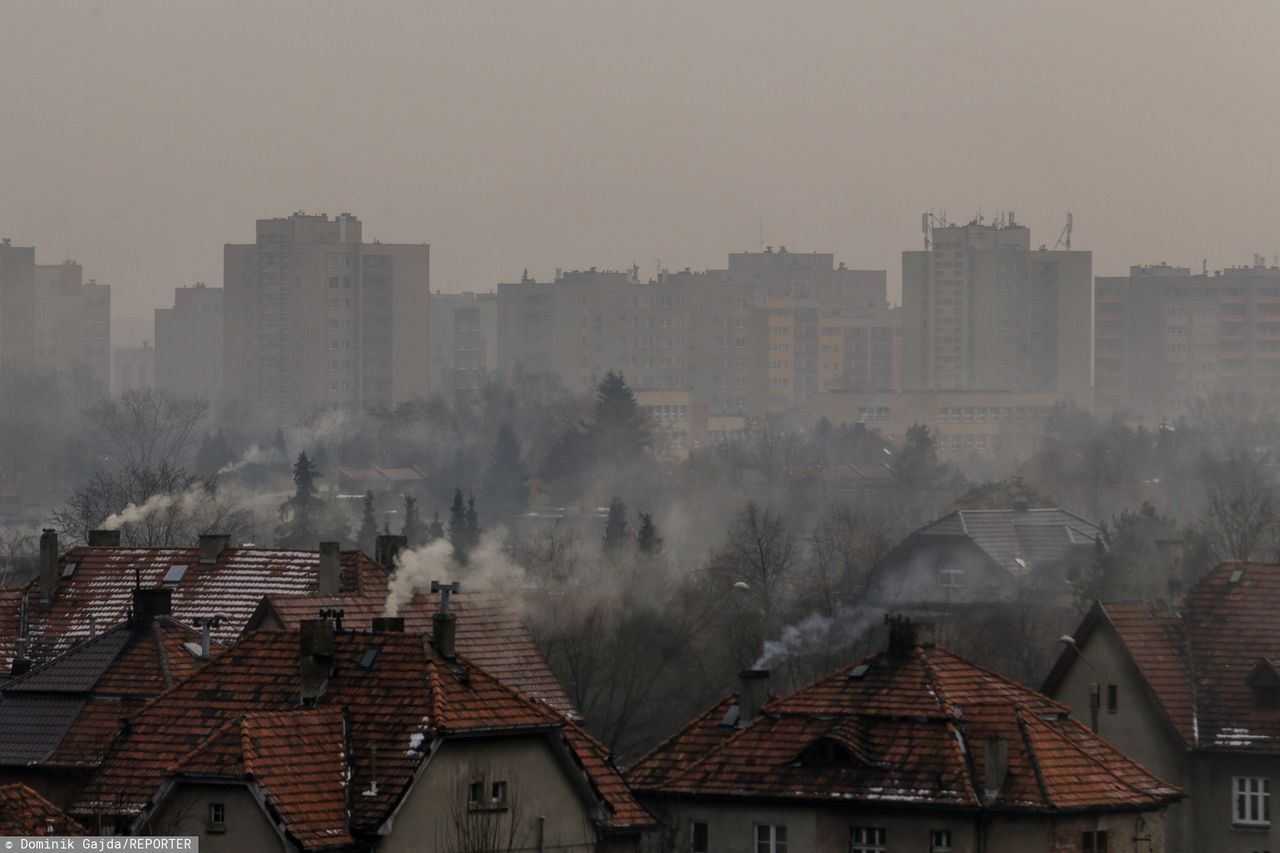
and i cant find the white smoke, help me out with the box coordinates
[102,485,210,530]
[753,603,881,670]
[383,527,523,616]
[217,443,284,475]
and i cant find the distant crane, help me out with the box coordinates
[1054,213,1073,250]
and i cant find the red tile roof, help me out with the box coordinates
[169,710,355,849]
[75,627,651,845]
[0,783,87,835]
[4,546,384,670]
[257,587,574,717]
[630,643,1180,815]
[1047,562,1280,752]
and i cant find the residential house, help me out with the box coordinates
[1043,561,1280,853]
[73,613,653,851]
[629,617,1180,853]
[0,783,86,836]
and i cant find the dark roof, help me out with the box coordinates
[630,644,1180,814]
[3,545,384,669]
[1047,563,1280,752]
[0,616,219,768]
[911,507,1101,575]
[75,628,652,844]
[0,783,87,835]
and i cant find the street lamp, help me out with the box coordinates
[1059,634,1101,733]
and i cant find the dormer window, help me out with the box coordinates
[798,738,853,767]
[1246,659,1280,709]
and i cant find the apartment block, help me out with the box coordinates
[223,213,430,424]
[0,239,36,376]
[496,267,768,417]
[902,219,1092,402]
[1095,260,1280,420]
[154,283,223,404]
[428,291,497,394]
[112,342,155,394]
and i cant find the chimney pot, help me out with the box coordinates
[374,534,407,571]
[318,542,341,595]
[88,529,121,548]
[198,533,230,564]
[39,529,59,605]
[372,616,405,634]
[886,614,925,662]
[432,611,457,659]
[737,669,770,726]
[299,618,336,704]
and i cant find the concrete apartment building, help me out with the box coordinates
[111,341,155,394]
[427,290,497,395]
[902,218,1093,403]
[1095,259,1280,420]
[725,248,891,412]
[496,267,768,417]
[0,243,110,395]
[224,213,430,424]
[155,283,222,405]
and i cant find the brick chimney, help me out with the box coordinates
[132,587,172,624]
[39,529,59,605]
[87,529,121,547]
[737,669,770,727]
[375,534,407,572]
[199,533,230,564]
[318,542,340,595]
[432,611,457,659]
[299,618,336,704]
[885,615,934,662]
[372,616,405,634]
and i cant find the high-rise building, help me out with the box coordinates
[428,291,498,394]
[901,219,1092,402]
[155,283,223,404]
[112,342,155,395]
[0,243,109,395]
[496,266,768,417]
[223,213,430,423]
[1095,259,1280,419]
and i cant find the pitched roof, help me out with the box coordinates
[259,588,574,716]
[0,588,22,678]
[1048,563,1280,753]
[0,615,220,768]
[3,545,384,670]
[0,783,87,836]
[629,644,1180,815]
[911,507,1101,575]
[169,710,355,850]
[75,628,651,844]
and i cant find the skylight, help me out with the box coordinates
[849,664,870,680]
[61,562,77,579]
[359,648,379,669]
[162,564,189,585]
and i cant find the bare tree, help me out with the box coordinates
[89,389,208,471]
[704,502,796,663]
[435,762,524,853]
[1198,480,1279,563]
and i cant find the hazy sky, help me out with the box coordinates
[4,1,1280,342]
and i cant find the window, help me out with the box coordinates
[939,562,964,590]
[1081,831,1108,852]
[1106,684,1118,713]
[207,802,226,833]
[755,824,787,853]
[1235,777,1271,826]
[931,829,952,852]
[691,821,708,853]
[490,781,507,806]
[851,827,885,852]
[467,781,483,807]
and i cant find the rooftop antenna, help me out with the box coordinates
[1054,213,1073,250]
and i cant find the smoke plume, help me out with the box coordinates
[217,443,284,475]
[383,527,522,616]
[753,603,881,670]
[102,486,209,530]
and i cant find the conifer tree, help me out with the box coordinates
[357,489,378,553]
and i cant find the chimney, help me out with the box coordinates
[9,657,31,677]
[87,529,121,547]
[132,587,172,624]
[375,534,407,572]
[886,614,926,662]
[318,542,341,595]
[984,736,1009,801]
[1012,495,1030,513]
[299,618,336,704]
[372,616,405,634]
[199,533,230,564]
[39,529,59,604]
[432,611,457,659]
[737,669,770,726]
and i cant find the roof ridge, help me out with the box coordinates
[928,647,1068,714]
[1014,706,1051,808]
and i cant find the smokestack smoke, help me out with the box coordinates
[382,527,521,616]
[217,443,285,476]
[753,603,880,670]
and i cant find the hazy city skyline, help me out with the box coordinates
[5,0,1280,342]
